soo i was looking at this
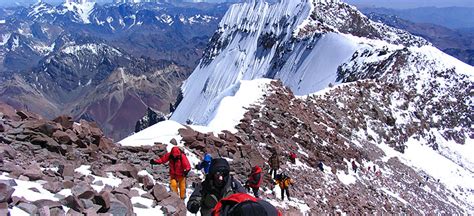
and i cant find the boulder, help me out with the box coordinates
[160,192,186,215]
[0,123,4,132]
[109,197,133,216]
[23,120,61,137]
[58,164,75,178]
[71,182,95,198]
[53,115,74,130]
[170,138,178,146]
[140,175,154,191]
[98,138,114,153]
[43,181,63,193]
[52,131,72,145]
[0,102,20,120]
[50,207,66,216]
[188,140,206,150]
[0,183,15,203]
[0,202,8,216]
[104,164,138,179]
[62,195,84,213]
[18,202,38,215]
[33,199,62,209]
[0,145,16,159]
[94,191,111,213]
[152,184,170,202]
[23,164,43,181]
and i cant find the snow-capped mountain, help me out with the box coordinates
[170,0,430,124]
[0,1,228,140]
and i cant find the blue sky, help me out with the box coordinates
[343,0,474,9]
[1,0,473,8]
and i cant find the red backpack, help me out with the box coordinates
[212,193,282,216]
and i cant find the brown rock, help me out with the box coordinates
[140,175,154,191]
[170,138,178,146]
[152,184,170,202]
[62,195,84,213]
[23,120,61,137]
[104,164,138,179]
[0,145,16,159]
[33,199,62,209]
[0,102,20,120]
[52,130,72,145]
[0,183,15,203]
[43,181,63,193]
[0,202,8,216]
[71,182,94,198]
[23,164,43,181]
[189,140,206,150]
[0,123,4,132]
[63,180,74,189]
[18,202,38,215]
[94,191,111,213]
[53,115,74,130]
[98,138,114,152]
[58,164,75,178]
[160,192,186,215]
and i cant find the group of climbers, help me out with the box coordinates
[150,146,286,215]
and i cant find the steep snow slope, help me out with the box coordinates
[170,0,428,124]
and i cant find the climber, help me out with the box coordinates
[150,146,191,200]
[187,158,246,216]
[268,149,280,179]
[317,160,324,172]
[196,153,213,175]
[245,165,263,198]
[351,160,358,173]
[289,152,297,164]
[274,173,294,201]
[211,193,282,216]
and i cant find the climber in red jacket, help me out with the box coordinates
[245,165,263,198]
[150,146,191,199]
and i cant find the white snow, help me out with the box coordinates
[0,172,61,202]
[0,20,5,24]
[378,137,474,209]
[0,33,10,46]
[119,120,185,146]
[336,170,356,185]
[206,79,271,132]
[61,2,96,24]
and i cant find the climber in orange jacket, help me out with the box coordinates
[150,146,191,199]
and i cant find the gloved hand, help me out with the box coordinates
[187,200,200,213]
[150,159,158,165]
[184,170,190,177]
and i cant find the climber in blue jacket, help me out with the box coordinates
[196,153,212,175]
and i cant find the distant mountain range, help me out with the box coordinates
[360,7,474,30]
[0,1,228,140]
[364,12,474,66]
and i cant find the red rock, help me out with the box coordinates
[104,164,138,179]
[98,138,114,152]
